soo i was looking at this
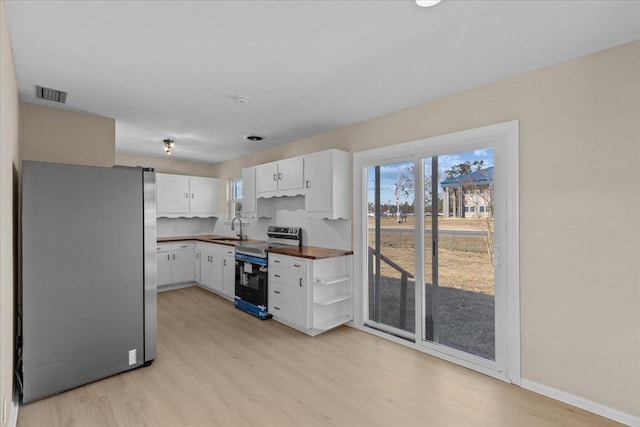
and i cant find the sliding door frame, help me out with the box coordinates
[352,120,520,384]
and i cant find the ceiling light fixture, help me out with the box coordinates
[163,138,175,155]
[416,0,442,7]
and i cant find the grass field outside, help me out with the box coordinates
[368,217,494,295]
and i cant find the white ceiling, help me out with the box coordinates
[5,0,640,164]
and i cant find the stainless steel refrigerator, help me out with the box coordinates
[21,161,157,404]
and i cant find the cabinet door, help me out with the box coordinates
[222,256,236,298]
[289,269,308,328]
[200,252,214,290]
[256,162,278,193]
[241,167,256,214]
[171,249,195,283]
[156,174,190,214]
[189,177,218,214]
[277,157,304,191]
[194,251,202,284]
[304,151,332,213]
[157,251,172,286]
[210,253,223,292]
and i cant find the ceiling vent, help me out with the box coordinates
[36,86,67,103]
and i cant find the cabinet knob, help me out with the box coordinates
[305,180,310,189]
[167,254,170,260]
[274,290,281,294]
[191,193,195,198]
[184,193,188,198]
[274,306,280,311]
[274,274,280,278]
[299,278,303,287]
[273,174,277,181]
[278,173,283,180]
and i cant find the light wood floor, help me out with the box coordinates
[18,286,621,427]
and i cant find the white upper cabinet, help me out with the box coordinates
[242,166,274,219]
[255,162,278,194]
[243,149,351,219]
[256,157,304,197]
[156,174,190,214]
[276,157,304,191]
[156,173,219,217]
[303,149,351,219]
[189,176,218,214]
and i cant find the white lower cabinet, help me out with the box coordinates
[222,253,236,298]
[196,243,235,299]
[157,242,195,287]
[194,250,201,283]
[157,244,172,286]
[268,253,352,335]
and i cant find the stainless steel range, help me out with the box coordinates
[234,226,302,319]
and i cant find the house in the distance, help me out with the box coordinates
[441,167,493,218]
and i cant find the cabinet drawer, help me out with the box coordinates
[269,266,287,283]
[222,247,235,257]
[171,241,195,250]
[269,281,289,303]
[268,300,289,318]
[269,254,288,268]
[289,259,306,271]
[157,243,171,252]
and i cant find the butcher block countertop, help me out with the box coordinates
[157,236,352,259]
[268,245,353,260]
[157,235,264,247]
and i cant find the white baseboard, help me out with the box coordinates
[521,378,639,427]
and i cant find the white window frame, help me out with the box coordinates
[228,177,242,220]
[352,120,520,384]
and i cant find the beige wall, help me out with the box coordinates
[212,41,640,417]
[115,152,215,177]
[0,0,20,424]
[20,102,115,167]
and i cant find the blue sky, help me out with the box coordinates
[367,148,494,206]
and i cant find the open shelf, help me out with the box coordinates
[314,294,351,306]
[314,275,350,286]
[314,315,352,332]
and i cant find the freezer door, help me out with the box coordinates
[22,161,146,403]
[143,170,157,362]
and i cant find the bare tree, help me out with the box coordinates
[397,163,444,212]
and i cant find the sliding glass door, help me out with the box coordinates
[424,150,496,361]
[357,121,519,380]
[366,162,416,337]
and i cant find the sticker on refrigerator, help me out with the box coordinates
[128,349,137,366]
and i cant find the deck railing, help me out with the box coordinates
[368,246,415,330]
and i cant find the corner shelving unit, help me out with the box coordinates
[310,256,353,335]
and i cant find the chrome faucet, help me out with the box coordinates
[230,216,244,241]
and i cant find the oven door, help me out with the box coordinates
[235,259,268,307]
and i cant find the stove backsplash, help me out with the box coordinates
[213,196,351,250]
